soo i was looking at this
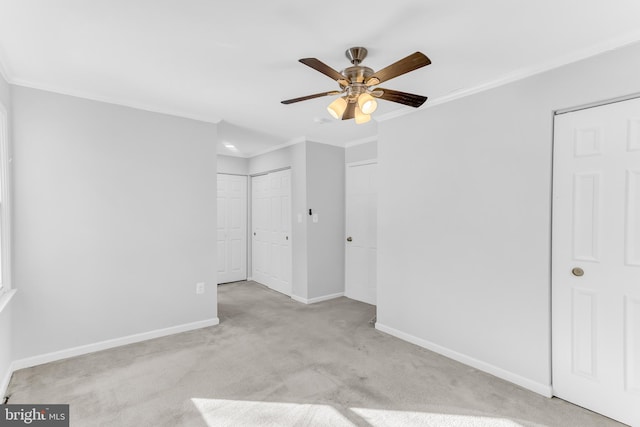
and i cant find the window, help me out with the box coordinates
[0,104,10,296]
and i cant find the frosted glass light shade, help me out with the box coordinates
[327,97,348,119]
[357,93,378,114]
[354,105,371,124]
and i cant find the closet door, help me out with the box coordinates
[251,169,292,296]
[552,97,640,426]
[217,174,247,283]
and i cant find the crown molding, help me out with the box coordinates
[247,135,369,158]
[10,77,222,125]
[376,31,640,123]
[3,28,640,149]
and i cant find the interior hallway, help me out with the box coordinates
[5,281,624,426]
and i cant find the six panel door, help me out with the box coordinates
[217,174,248,284]
[552,97,640,426]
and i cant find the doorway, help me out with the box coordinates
[552,97,640,426]
[345,161,377,305]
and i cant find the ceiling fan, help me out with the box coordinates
[281,47,431,124]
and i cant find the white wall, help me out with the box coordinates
[0,73,12,395]
[11,86,219,360]
[248,142,346,301]
[217,154,249,175]
[346,140,377,163]
[306,142,345,298]
[376,41,640,394]
[248,144,302,175]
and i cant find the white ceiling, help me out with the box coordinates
[1,1,640,158]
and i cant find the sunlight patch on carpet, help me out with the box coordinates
[350,407,525,427]
[191,398,354,426]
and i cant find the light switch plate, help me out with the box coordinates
[312,214,318,223]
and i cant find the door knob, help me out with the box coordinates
[346,237,352,242]
[572,267,584,277]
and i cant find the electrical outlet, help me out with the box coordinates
[196,282,205,294]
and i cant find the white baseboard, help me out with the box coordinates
[8,318,219,375]
[375,322,553,398]
[291,292,344,305]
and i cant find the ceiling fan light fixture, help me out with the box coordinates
[327,96,348,119]
[283,48,431,123]
[358,93,378,114]
[354,105,371,124]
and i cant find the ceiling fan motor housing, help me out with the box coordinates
[342,66,374,84]
[341,64,375,100]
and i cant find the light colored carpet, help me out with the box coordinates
[6,281,625,426]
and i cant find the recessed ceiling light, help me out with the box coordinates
[222,141,239,152]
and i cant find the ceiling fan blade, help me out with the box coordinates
[299,58,349,85]
[376,88,428,108]
[281,91,342,104]
[342,101,356,120]
[366,52,431,86]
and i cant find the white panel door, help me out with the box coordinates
[345,162,377,305]
[251,170,292,296]
[552,97,640,426]
[217,174,247,284]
